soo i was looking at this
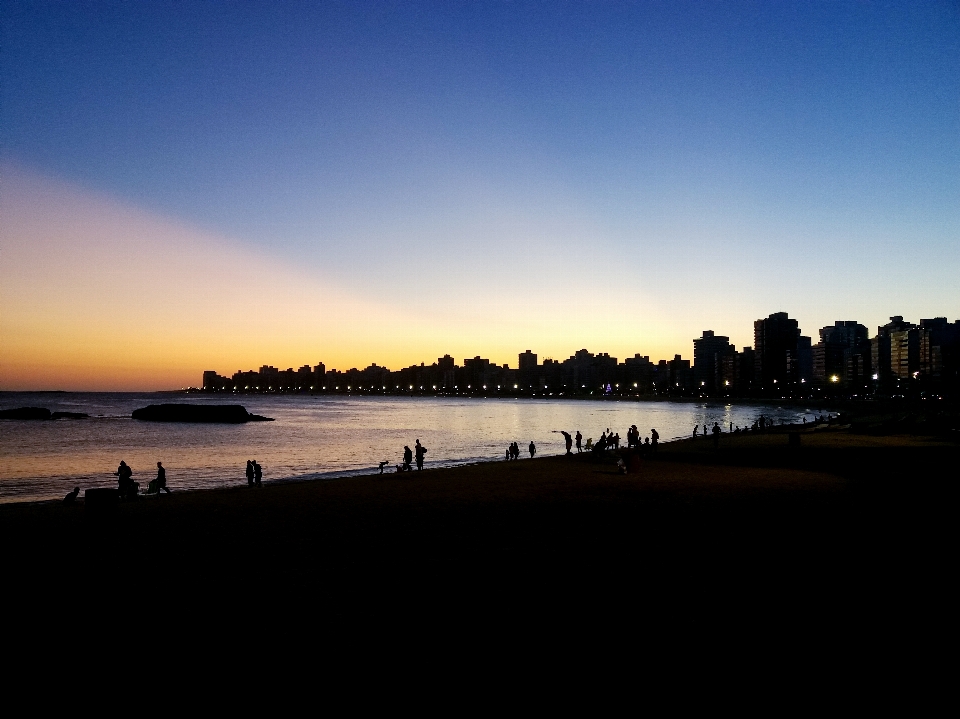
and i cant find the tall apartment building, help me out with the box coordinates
[812,321,869,385]
[871,316,916,388]
[754,312,800,391]
[693,330,733,394]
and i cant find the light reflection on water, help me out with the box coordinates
[0,393,817,503]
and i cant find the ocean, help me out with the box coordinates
[0,392,817,503]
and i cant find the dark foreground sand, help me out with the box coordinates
[3,429,954,637]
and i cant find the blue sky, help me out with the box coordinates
[2,1,959,387]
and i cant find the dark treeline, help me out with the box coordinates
[197,312,960,402]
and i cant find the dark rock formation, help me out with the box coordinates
[0,407,52,420]
[131,404,273,423]
[51,411,89,420]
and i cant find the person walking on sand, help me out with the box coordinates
[529,441,536,459]
[575,431,583,453]
[415,439,427,471]
[246,460,254,486]
[253,461,262,486]
[402,445,413,472]
[651,429,659,453]
[154,461,170,495]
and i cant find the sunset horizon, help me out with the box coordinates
[3,2,958,390]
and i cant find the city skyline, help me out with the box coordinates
[2,3,958,391]
[199,310,960,399]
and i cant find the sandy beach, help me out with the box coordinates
[4,428,953,634]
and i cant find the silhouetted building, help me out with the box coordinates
[623,354,655,393]
[754,312,800,392]
[812,321,868,388]
[693,330,733,395]
[518,350,538,389]
[918,318,960,397]
[654,355,692,395]
[871,316,915,391]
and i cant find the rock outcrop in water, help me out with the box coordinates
[0,407,52,420]
[131,404,273,423]
[51,411,89,420]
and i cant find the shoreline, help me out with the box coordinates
[4,428,953,627]
[2,418,950,508]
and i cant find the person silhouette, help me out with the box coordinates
[650,429,659,453]
[115,460,134,499]
[415,439,427,471]
[529,441,536,458]
[575,431,583,453]
[693,425,699,438]
[712,422,721,448]
[253,461,262,486]
[402,446,413,471]
[154,461,170,495]
[559,431,573,455]
[246,460,254,486]
[63,487,80,504]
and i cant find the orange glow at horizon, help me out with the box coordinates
[2,164,691,391]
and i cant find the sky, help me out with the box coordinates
[2,1,959,390]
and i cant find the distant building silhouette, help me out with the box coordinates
[812,321,869,390]
[196,309,960,400]
[754,312,800,392]
[693,331,733,395]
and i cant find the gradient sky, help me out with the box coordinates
[2,1,959,390]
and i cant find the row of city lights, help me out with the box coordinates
[216,381,651,391]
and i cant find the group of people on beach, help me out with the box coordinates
[389,439,428,473]
[556,427,659,456]
[505,441,535,460]
[245,460,263,486]
[83,460,172,502]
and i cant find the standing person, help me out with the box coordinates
[712,422,721,449]
[529,441,536,458]
[154,462,170,495]
[613,433,620,450]
[246,460,254,486]
[505,447,511,461]
[558,431,573,455]
[651,429,659,453]
[115,461,134,499]
[253,461,262,486]
[402,446,413,472]
[575,431,583,453]
[415,439,427,471]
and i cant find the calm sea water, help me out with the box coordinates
[0,393,817,503]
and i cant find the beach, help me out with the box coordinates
[4,427,952,635]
